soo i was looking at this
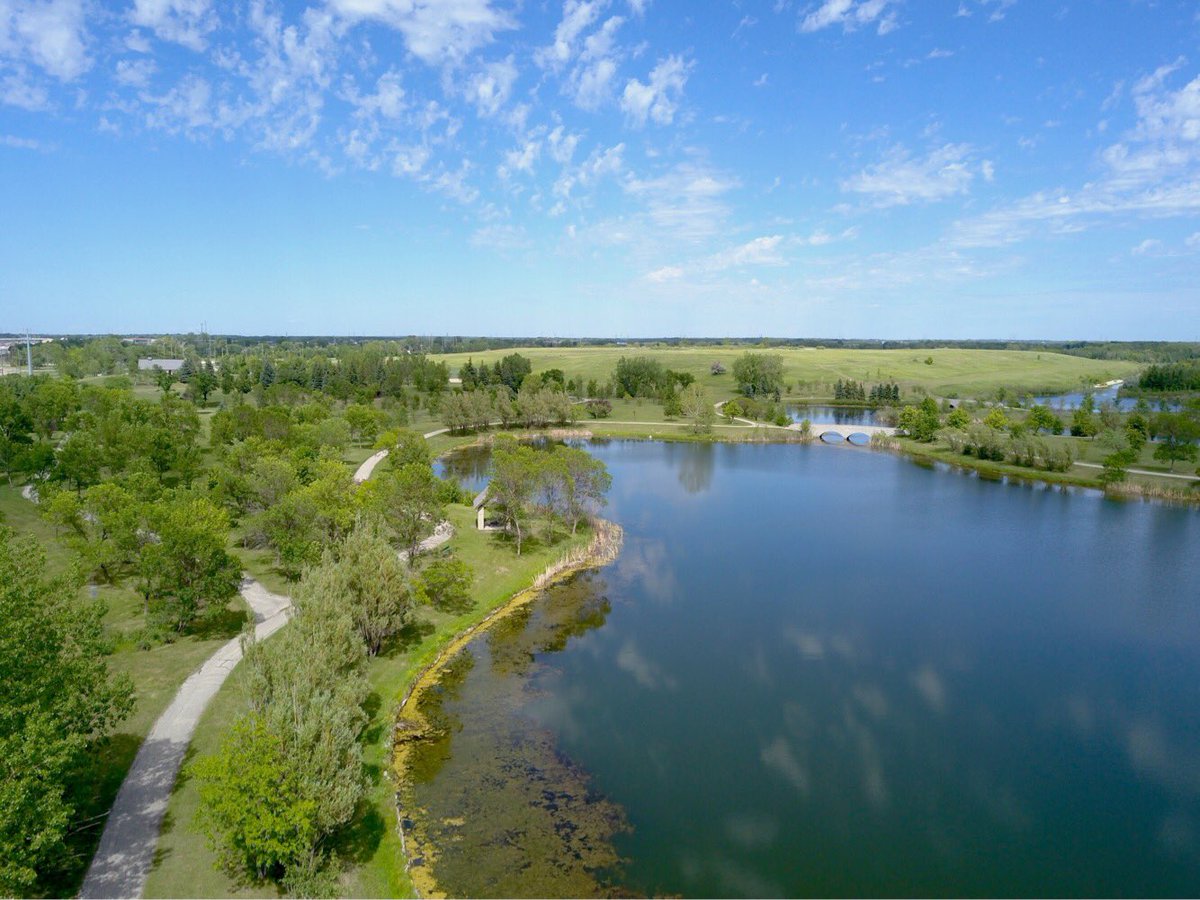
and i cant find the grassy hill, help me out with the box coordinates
[432,346,1141,400]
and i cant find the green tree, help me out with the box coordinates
[489,440,539,554]
[558,446,611,534]
[731,353,784,399]
[1027,404,1063,435]
[374,463,443,560]
[389,428,431,468]
[193,715,318,881]
[1071,406,1098,438]
[899,398,941,442]
[1151,412,1200,471]
[417,555,474,613]
[945,407,971,430]
[982,407,1009,430]
[0,529,134,896]
[679,383,715,434]
[327,518,414,655]
[138,497,242,632]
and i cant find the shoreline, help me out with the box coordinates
[388,518,625,899]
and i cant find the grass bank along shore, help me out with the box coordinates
[390,518,624,900]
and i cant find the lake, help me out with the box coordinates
[1035,384,1180,413]
[406,440,1200,898]
[787,405,886,426]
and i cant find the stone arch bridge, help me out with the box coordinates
[787,422,898,443]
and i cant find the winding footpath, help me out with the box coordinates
[80,579,292,900]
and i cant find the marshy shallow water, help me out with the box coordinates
[406,440,1200,897]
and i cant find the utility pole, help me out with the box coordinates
[25,330,33,376]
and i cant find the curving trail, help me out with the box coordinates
[79,579,291,900]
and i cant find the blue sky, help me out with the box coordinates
[2,0,1199,338]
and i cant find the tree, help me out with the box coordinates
[155,367,179,396]
[945,407,971,430]
[344,403,385,445]
[724,399,743,420]
[1070,407,1098,439]
[559,446,611,534]
[374,463,444,560]
[0,528,134,896]
[389,429,431,468]
[489,441,539,554]
[1027,404,1063,435]
[731,353,784,399]
[679,383,715,434]
[1151,412,1200,471]
[496,353,532,393]
[193,715,318,881]
[899,398,941,442]
[138,497,242,632]
[418,556,474,613]
[982,407,1009,430]
[328,518,414,655]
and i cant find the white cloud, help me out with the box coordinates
[1186,231,1200,248]
[1,71,50,109]
[567,14,623,109]
[142,72,214,134]
[497,136,539,178]
[115,57,157,89]
[624,162,738,241]
[620,54,690,126]
[948,62,1200,249]
[645,264,682,282]
[546,124,580,163]
[465,55,516,117]
[1131,238,1161,256]
[350,70,406,119]
[328,0,514,66]
[470,223,530,250]
[537,0,606,70]
[0,133,48,149]
[798,0,897,35]
[1,0,90,81]
[706,235,786,271]
[842,143,980,206]
[130,0,218,52]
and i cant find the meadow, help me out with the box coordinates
[431,346,1142,400]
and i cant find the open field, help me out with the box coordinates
[431,347,1142,400]
[144,504,592,899]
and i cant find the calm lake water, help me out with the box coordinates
[1035,384,1181,413]
[408,441,1200,898]
[787,405,885,426]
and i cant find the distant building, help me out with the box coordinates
[138,358,185,373]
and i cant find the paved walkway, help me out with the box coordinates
[79,578,292,900]
[1075,460,1199,481]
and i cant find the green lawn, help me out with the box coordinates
[144,504,593,899]
[432,346,1142,401]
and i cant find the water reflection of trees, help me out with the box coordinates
[673,442,715,494]
[487,572,613,677]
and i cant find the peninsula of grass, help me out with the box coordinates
[143,503,595,899]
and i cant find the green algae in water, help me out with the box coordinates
[402,573,630,898]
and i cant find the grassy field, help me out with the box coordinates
[432,346,1141,400]
[144,504,593,899]
[0,483,251,896]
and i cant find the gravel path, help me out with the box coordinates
[79,579,292,900]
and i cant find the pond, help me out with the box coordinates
[405,440,1200,897]
[1034,383,1180,413]
[787,404,886,426]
